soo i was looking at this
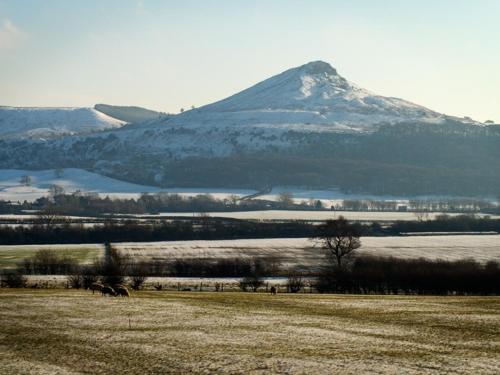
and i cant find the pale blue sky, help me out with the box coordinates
[0,0,499,121]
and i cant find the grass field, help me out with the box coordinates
[0,244,101,269]
[0,290,499,374]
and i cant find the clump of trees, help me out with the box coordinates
[316,256,500,295]
[0,270,27,288]
[238,258,274,292]
[19,249,78,275]
[313,217,500,295]
[286,272,305,293]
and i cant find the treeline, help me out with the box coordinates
[2,193,497,217]
[0,219,318,245]
[0,215,499,245]
[15,249,280,278]
[0,192,316,216]
[338,199,496,213]
[317,257,500,295]
[390,214,500,233]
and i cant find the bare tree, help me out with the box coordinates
[49,184,65,198]
[286,271,304,293]
[129,260,148,290]
[278,192,294,208]
[314,216,361,268]
[20,175,31,186]
[35,206,66,229]
[67,274,83,289]
[239,275,263,292]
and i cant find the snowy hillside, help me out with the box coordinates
[94,104,168,123]
[65,60,480,158]
[0,107,125,140]
[0,169,256,202]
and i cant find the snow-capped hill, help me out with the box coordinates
[170,60,444,132]
[56,60,485,161]
[0,107,125,140]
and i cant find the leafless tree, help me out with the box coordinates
[239,275,263,292]
[67,274,83,289]
[286,271,304,293]
[278,192,294,208]
[129,260,148,290]
[49,184,65,198]
[314,216,361,268]
[35,206,66,228]
[20,175,31,186]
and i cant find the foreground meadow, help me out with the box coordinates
[0,290,499,374]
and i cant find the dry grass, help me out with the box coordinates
[0,290,499,374]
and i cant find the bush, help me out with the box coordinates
[287,272,305,293]
[21,249,78,275]
[239,275,264,292]
[1,271,27,288]
[81,266,99,289]
[101,243,128,286]
[130,275,147,290]
[67,274,83,289]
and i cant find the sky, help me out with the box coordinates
[0,0,499,121]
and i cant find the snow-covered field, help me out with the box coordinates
[156,210,499,221]
[112,236,500,265]
[2,235,499,269]
[0,168,255,202]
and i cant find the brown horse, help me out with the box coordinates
[270,286,277,295]
[90,282,103,294]
[101,286,116,297]
[114,285,130,297]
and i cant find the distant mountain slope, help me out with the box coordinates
[0,107,125,140]
[0,61,498,197]
[72,61,483,159]
[94,104,168,124]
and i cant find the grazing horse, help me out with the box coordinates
[270,286,277,295]
[114,285,130,297]
[90,282,103,294]
[101,286,116,297]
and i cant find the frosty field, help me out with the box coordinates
[157,210,499,221]
[1,235,499,269]
[0,290,499,374]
